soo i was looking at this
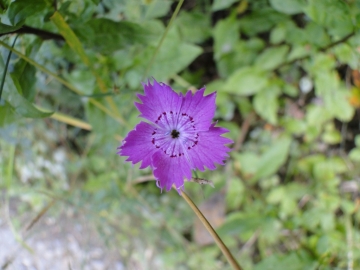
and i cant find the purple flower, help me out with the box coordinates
[118,79,232,192]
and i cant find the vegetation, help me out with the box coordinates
[1,0,360,269]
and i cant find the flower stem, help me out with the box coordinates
[181,191,243,270]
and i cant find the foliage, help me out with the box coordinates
[1,0,360,269]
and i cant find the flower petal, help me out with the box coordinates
[135,79,183,126]
[118,121,158,169]
[180,88,216,131]
[152,150,192,192]
[187,123,233,171]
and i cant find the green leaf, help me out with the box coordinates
[213,15,239,60]
[254,135,292,180]
[0,22,23,34]
[8,0,48,25]
[226,179,244,210]
[333,43,358,69]
[223,66,269,96]
[355,135,360,147]
[0,53,52,118]
[216,38,264,78]
[270,24,286,44]
[314,71,354,121]
[304,22,330,47]
[269,0,304,15]
[349,148,360,162]
[144,0,171,20]
[254,84,280,124]
[255,252,317,270]
[130,28,202,82]
[75,18,150,54]
[321,123,341,144]
[304,0,353,37]
[255,45,289,71]
[212,0,239,11]
[11,38,42,101]
[234,152,259,177]
[239,9,288,36]
[175,11,211,44]
[0,100,17,126]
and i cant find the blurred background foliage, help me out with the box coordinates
[1,0,360,269]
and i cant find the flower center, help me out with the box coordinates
[151,111,199,158]
[171,129,180,139]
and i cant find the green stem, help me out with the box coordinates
[181,191,243,270]
[143,0,184,79]
[0,35,18,101]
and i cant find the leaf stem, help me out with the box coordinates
[0,35,18,101]
[181,191,243,270]
[143,0,184,79]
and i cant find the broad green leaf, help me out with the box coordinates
[175,11,211,44]
[267,186,286,204]
[50,11,120,116]
[223,66,268,96]
[239,9,288,36]
[8,0,48,25]
[217,38,264,77]
[213,15,239,60]
[315,71,354,121]
[226,179,244,210]
[304,0,353,37]
[212,0,239,11]
[355,135,360,147]
[0,101,17,126]
[0,54,52,118]
[269,0,304,15]
[255,252,317,270]
[254,84,280,124]
[234,152,259,177]
[304,22,330,47]
[144,0,171,20]
[254,135,292,180]
[75,18,149,54]
[333,43,358,69]
[11,38,42,101]
[130,28,202,82]
[255,45,289,71]
[0,22,23,34]
[287,45,310,61]
[270,24,286,44]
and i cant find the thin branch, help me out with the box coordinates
[233,112,254,152]
[143,0,184,79]
[276,32,355,70]
[0,25,64,40]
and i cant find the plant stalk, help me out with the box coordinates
[181,191,243,270]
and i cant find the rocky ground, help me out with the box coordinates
[0,201,124,270]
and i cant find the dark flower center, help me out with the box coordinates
[171,129,180,139]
